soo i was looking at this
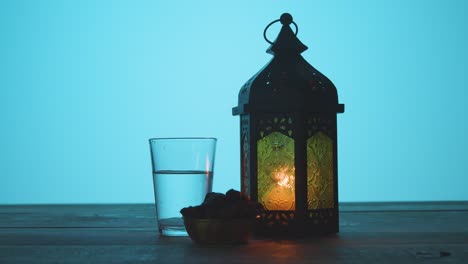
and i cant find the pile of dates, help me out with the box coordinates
[180,189,263,219]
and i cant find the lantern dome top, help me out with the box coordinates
[233,13,344,115]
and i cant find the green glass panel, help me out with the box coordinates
[307,132,334,209]
[257,132,295,211]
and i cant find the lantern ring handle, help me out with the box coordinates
[263,19,298,44]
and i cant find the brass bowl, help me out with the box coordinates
[183,217,254,244]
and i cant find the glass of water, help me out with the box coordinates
[149,137,217,236]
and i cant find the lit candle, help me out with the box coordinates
[263,167,295,210]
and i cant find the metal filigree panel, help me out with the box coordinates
[257,210,295,228]
[305,116,334,138]
[241,115,250,196]
[257,116,294,139]
[304,209,337,226]
[307,131,334,209]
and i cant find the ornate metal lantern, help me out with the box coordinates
[232,13,345,236]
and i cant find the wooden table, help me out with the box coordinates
[1,202,467,263]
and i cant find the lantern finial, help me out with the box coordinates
[280,13,293,25]
[264,13,308,55]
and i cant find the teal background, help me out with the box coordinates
[1,0,467,204]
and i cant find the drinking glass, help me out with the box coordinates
[149,137,217,236]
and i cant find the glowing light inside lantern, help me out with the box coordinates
[263,166,295,211]
[274,167,294,189]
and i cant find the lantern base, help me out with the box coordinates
[254,208,338,237]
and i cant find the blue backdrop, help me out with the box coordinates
[1,0,467,204]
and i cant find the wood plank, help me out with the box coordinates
[0,228,467,246]
[0,204,157,228]
[0,203,467,263]
[1,202,468,228]
[0,243,466,264]
[340,201,468,212]
[341,211,468,232]
[2,210,468,245]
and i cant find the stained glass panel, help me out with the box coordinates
[307,132,334,209]
[257,132,295,211]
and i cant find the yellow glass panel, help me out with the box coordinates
[257,132,295,211]
[307,132,334,209]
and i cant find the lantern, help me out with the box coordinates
[232,13,345,236]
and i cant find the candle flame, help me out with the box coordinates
[263,166,296,210]
[273,167,294,189]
